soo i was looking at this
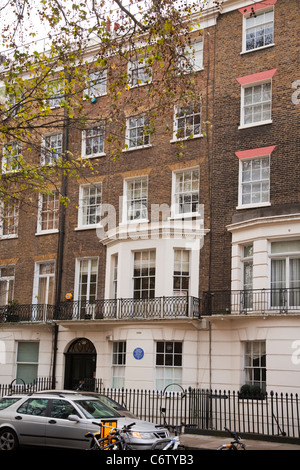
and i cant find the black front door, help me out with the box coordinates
[64,338,96,390]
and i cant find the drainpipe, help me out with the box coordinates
[207,9,219,393]
[52,68,71,389]
[51,323,59,389]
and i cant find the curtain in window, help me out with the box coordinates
[271,259,286,307]
[290,259,300,307]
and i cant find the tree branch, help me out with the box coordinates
[112,0,147,31]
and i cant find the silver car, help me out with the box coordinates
[0,391,169,450]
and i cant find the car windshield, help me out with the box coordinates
[75,399,121,419]
[98,395,125,410]
[0,397,22,410]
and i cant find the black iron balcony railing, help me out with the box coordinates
[201,288,300,316]
[0,296,201,323]
[55,296,201,321]
[0,303,55,323]
[0,289,299,323]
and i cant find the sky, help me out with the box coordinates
[0,0,209,54]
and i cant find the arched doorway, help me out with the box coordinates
[64,338,97,391]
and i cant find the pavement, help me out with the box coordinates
[180,433,300,451]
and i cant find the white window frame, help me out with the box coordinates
[270,240,300,309]
[244,341,266,393]
[123,176,148,224]
[180,40,203,73]
[112,341,126,389]
[239,79,272,129]
[172,103,202,142]
[1,90,21,117]
[124,115,151,151]
[45,80,64,109]
[171,167,200,218]
[237,155,270,209]
[173,249,190,296]
[2,142,22,173]
[155,341,183,391]
[128,57,152,88]
[111,254,118,299]
[133,249,156,299]
[84,70,107,99]
[82,124,105,158]
[0,265,15,306]
[32,261,56,305]
[41,133,63,166]
[16,341,39,385]
[0,201,19,238]
[36,191,60,234]
[77,183,102,229]
[242,7,275,54]
[74,257,98,303]
[242,245,253,310]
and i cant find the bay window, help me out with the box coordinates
[133,250,155,299]
[173,249,190,296]
[271,241,300,309]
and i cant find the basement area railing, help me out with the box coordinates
[1,379,299,441]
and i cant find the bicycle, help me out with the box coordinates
[217,427,247,450]
[86,421,136,450]
[151,425,184,450]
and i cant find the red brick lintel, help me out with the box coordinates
[236,68,277,85]
[235,146,276,159]
[238,0,277,15]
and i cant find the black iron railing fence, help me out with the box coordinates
[1,379,299,441]
[100,387,300,440]
[0,377,53,396]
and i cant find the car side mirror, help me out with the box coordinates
[68,414,80,422]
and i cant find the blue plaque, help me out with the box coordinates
[133,348,144,360]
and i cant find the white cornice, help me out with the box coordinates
[227,213,300,233]
[98,220,209,248]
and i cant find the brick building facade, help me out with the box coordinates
[0,0,299,394]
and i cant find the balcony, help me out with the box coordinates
[0,304,55,323]
[56,296,201,321]
[0,296,201,323]
[1,289,299,324]
[201,288,300,316]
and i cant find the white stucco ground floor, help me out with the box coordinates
[0,314,299,395]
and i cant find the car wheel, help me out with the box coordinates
[0,428,19,451]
